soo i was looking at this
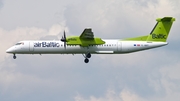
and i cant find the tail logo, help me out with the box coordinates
[152,33,166,39]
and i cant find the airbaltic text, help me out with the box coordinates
[34,42,60,47]
[152,34,166,39]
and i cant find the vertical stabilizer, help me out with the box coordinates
[146,17,175,42]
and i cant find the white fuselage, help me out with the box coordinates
[6,39,168,54]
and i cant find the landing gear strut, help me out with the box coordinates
[13,54,16,59]
[83,53,91,63]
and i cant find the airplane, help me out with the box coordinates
[6,17,175,63]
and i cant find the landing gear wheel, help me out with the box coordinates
[82,52,91,63]
[13,55,16,59]
[86,53,91,58]
[84,58,89,63]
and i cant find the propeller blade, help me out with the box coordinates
[60,30,67,49]
[61,30,67,42]
[64,30,66,41]
[64,30,66,49]
[64,41,66,49]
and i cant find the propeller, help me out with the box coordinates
[61,30,67,49]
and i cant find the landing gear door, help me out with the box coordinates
[117,41,121,52]
[29,42,34,52]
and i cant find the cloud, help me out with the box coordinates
[64,0,178,39]
[0,0,3,9]
[74,89,146,101]
[73,49,180,101]
[74,83,180,101]
[0,0,69,30]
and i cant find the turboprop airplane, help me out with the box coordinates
[6,17,175,63]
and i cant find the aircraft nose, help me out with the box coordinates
[6,47,15,53]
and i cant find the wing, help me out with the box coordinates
[80,28,94,39]
[67,28,105,47]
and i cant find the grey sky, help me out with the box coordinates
[1,0,180,101]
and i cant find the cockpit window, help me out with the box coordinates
[15,42,24,45]
[15,43,21,45]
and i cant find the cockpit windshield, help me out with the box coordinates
[15,42,24,45]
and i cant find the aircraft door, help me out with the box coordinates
[117,41,121,52]
[29,42,34,52]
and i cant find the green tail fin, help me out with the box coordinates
[123,17,175,42]
[146,17,175,42]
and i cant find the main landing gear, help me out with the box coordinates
[13,54,16,59]
[83,53,91,63]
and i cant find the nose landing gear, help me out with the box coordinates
[13,54,16,59]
